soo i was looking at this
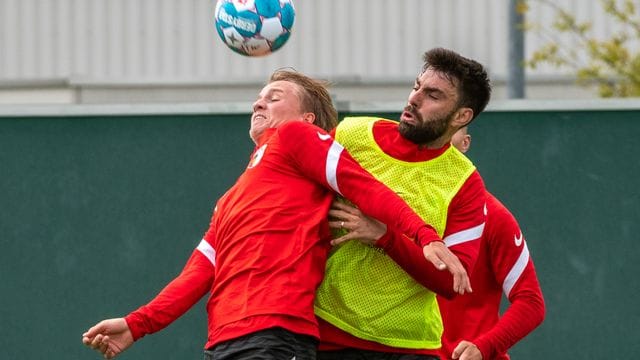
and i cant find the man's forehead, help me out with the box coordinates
[418,68,453,83]
[262,80,298,94]
[416,69,457,93]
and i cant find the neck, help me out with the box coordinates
[419,136,450,149]
[419,126,460,149]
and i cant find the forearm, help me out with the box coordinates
[474,288,545,358]
[337,164,441,246]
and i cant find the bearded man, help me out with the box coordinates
[315,47,492,360]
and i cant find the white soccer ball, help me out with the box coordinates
[214,0,295,57]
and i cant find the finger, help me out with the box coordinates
[83,337,99,348]
[423,247,447,270]
[99,338,110,354]
[460,272,472,294]
[328,208,350,220]
[328,220,349,230]
[449,262,468,295]
[452,341,469,359]
[435,248,471,293]
[83,323,104,338]
[457,341,477,360]
[433,256,464,294]
[434,254,447,270]
[90,334,104,349]
[442,255,462,293]
[82,336,93,346]
[95,335,110,352]
[448,258,471,294]
[454,271,463,294]
[331,200,359,213]
[455,273,471,294]
[104,343,119,359]
[331,233,356,246]
[459,276,471,294]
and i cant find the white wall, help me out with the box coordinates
[0,0,628,104]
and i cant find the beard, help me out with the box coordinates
[398,105,454,144]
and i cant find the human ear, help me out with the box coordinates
[302,112,316,124]
[462,134,471,152]
[454,108,473,128]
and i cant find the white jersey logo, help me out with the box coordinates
[247,144,267,169]
[514,231,524,247]
[317,132,332,141]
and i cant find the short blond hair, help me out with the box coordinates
[269,69,338,132]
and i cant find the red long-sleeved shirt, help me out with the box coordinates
[318,119,486,355]
[125,120,440,349]
[437,192,545,360]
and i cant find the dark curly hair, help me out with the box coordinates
[422,48,492,124]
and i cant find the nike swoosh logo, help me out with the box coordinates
[514,232,523,247]
[317,132,331,141]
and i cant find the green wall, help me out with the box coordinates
[1,106,638,359]
[0,114,252,360]
[466,109,640,359]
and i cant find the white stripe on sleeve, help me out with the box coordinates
[443,222,485,247]
[326,141,344,195]
[196,239,216,267]
[503,242,530,297]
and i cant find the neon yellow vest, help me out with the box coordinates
[314,117,476,349]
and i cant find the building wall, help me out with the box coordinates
[0,0,631,103]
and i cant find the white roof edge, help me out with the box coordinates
[340,99,640,113]
[486,99,640,112]
[0,102,254,117]
[1,99,640,117]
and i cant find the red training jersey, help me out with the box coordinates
[125,120,440,349]
[437,192,545,360]
[318,119,486,355]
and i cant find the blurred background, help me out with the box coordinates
[1,1,639,360]
[2,0,638,105]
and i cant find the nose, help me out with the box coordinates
[253,97,266,112]
[407,89,420,108]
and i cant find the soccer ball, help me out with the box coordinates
[214,0,295,57]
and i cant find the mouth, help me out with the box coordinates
[252,114,267,121]
[400,111,416,125]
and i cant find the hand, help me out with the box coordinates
[422,242,471,295]
[328,200,387,246]
[452,340,482,360]
[82,318,134,359]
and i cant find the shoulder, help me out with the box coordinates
[277,120,313,135]
[340,116,396,129]
[277,120,328,141]
[460,170,486,194]
[277,121,335,153]
[449,171,486,212]
[486,192,516,221]
[485,191,521,238]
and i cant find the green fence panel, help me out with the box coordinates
[1,107,638,359]
[0,114,252,360]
